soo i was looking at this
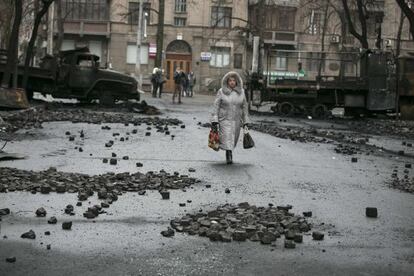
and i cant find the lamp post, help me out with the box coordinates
[135,0,144,90]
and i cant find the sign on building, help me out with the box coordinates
[201,52,212,61]
[149,43,156,58]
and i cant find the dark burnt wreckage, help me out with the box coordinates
[248,49,414,119]
[0,47,141,107]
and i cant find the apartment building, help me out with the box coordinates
[50,0,414,92]
[53,0,248,92]
[247,0,414,82]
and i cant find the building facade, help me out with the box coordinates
[50,0,414,92]
[247,0,414,83]
[53,0,248,92]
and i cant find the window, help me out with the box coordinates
[307,52,325,72]
[234,53,242,69]
[126,44,149,64]
[308,10,322,35]
[211,6,232,28]
[277,7,296,31]
[175,0,186,13]
[174,17,186,26]
[275,53,287,70]
[62,0,108,21]
[128,2,151,24]
[210,47,230,68]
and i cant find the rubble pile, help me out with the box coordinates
[345,119,414,139]
[1,107,181,132]
[169,202,319,247]
[0,167,198,199]
[250,123,328,143]
[334,144,359,155]
[390,165,414,193]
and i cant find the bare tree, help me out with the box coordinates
[341,0,369,49]
[0,1,14,49]
[155,0,165,68]
[395,0,414,40]
[1,0,23,88]
[22,0,55,89]
[54,0,64,54]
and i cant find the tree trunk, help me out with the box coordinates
[318,0,329,80]
[396,0,414,40]
[22,0,54,89]
[1,0,23,88]
[54,0,64,55]
[154,0,165,68]
[341,0,369,49]
[396,10,405,58]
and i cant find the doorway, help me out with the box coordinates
[164,40,192,92]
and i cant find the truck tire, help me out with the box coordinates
[26,88,34,101]
[278,102,294,116]
[99,92,115,106]
[312,104,328,119]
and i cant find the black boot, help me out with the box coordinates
[226,150,233,164]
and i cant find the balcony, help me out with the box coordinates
[263,31,297,46]
[55,20,110,38]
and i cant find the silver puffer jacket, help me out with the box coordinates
[211,71,250,150]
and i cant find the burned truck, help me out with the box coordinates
[0,48,140,105]
[248,49,413,118]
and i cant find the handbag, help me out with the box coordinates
[243,126,255,149]
[208,129,220,151]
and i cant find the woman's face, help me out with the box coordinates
[227,77,237,89]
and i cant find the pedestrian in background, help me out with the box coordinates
[155,68,164,98]
[173,67,184,104]
[188,71,196,97]
[151,67,158,98]
[210,71,250,164]
[182,71,189,97]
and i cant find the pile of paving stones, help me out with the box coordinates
[334,144,359,155]
[1,107,181,132]
[250,123,329,144]
[390,164,413,193]
[168,202,323,248]
[344,119,414,139]
[0,167,198,197]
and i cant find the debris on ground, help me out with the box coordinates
[35,207,47,217]
[0,167,198,196]
[169,202,320,247]
[161,227,175,237]
[62,221,72,230]
[1,107,180,132]
[128,101,161,115]
[6,257,16,263]
[389,166,414,194]
[21,230,36,239]
[365,207,378,218]
[0,151,26,161]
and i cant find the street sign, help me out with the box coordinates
[201,52,211,61]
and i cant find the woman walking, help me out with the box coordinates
[211,71,250,164]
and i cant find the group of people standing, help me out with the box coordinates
[151,67,196,103]
[173,67,196,104]
[151,67,164,98]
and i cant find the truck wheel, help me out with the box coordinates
[26,88,34,101]
[278,102,294,116]
[99,92,115,106]
[312,104,328,119]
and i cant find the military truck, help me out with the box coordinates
[0,47,140,105]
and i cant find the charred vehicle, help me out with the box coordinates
[248,49,413,118]
[0,48,140,105]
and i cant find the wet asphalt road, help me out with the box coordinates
[1,94,414,276]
